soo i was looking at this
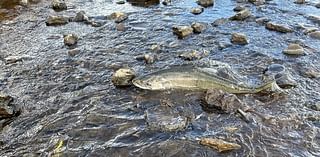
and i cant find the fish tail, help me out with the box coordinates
[256,80,283,93]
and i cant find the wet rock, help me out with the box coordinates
[231,33,249,45]
[303,27,318,35]
[0,94,15,119]
[145,106,188,132]
[63,34,78,46]
[136,54,155,64]
[178,50,207,61]
[150,44,161,53]
[111,68,135,86]
[109,12,128,23]
[4,56,23,64]
[264,64,297,89]
[230,8,251,21]
[172,25,193,39]
[307,15,320,25]
[308,31,320,39]
[68,49,80,57]
[199,138,241,152]
[255,17,270,24]
[191,22,205,33]
[203,89,243,113]
[191,7,204,15]
[294,0,305,4]
[197,0,214,7]
[248,0,265,5]
[116,23,126,31]
[72,11,89,22]
[52,0,67,11]
[316,3,320,8]
[233,6,246,12]
[304,70,320,78]
[162,0,171,5]
[265,22,293,33]
[283,44,304,55]
[116,0,125,4]
[46,15,69,26]
[212,18,228,27]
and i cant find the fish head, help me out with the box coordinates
[132,75,167,90]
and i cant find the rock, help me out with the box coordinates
[191,7,204,15]
[212,18,228,27]
[178,50,207,61]
[162,0,171,5]
[0,94,15,119]
[263,64,297,89]
[191,22,205,33]
[265,22,293,33]
[68,49,80,57]
[136,54,155,64]
[203,89,243,113]
[172,25,193,39]
[116,0,125,4]
[255,17,270,24]
[294,0,305,4]
[52,0,67,11]
[89,21,102,27]
[283,44,304,55]
[116,23,126,31]
[150,44,161,52]
[303,27,318,35]
[4,56,23,64]
[233,6,246,12]
[248,0,265,5]
[199,138,241,152]
[304,70,320,78]
[307,15,320,25]
[111,68,135,86]
[63,34,78,46]
[145,106,188,131]
[308,31,320,39]
[109,12,128,23]
[46,16,69,26]
[230,8,251,21]
[231,33,249,45]
[197,0,214,7]
[305,101,320,111]
[316,3,320,8]
[72,11,89,22]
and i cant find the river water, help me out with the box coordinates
[0,0,320,156]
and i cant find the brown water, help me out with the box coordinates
[0,0,320,156]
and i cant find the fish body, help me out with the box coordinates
[132,67,280,94]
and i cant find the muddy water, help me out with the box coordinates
[0,0,320,156]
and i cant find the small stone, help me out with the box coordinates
[90,21,102,27]
[109,12,128,23]
[73,11,89,22]
[191,22,205,33]
[283,44,304,55]
[52,0,67,11]
[308,31,320,39]
[265,22,293,33]
[191,7,204,15]
[212,18,228,27]
[294,0,305,4]
[231,33,249,45]
[46,16,69,26]
[178,50,206,61]
[116,23,126,31]
[316,3,320,8]
[172,25,193,39]
[255,17,270,24]
[111,68,135,86]
[116,0,125,4]
[233,6,246,12]
[136,54,155,64]
[199,138,241,152]
[63,34,78,46]
[150,44,161,52]
[197,0,214,7]
[230,8,251,21]
[162,0,171,5]
[68,49,80,57]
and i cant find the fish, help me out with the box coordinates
[132,67,282,94]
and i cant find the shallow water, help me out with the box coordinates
[0,0,320,156]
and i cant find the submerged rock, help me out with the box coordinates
[308,31,320,39]
[46,16,69,26]
[68,49,80,57]
[172,25,193,39]
[199,138,241,152]
[283,44,304,55]
[63,34,78,46]
[111,68,135,86]
[191,7,204,15]
[197,0,214,7]
[212,18,228,27]
[231,33,249,45]
[264,64,297,88]
[230,8,251,21]
[52,0,67,11]
[191,22,205,33]
[145,106,188,132]
[109,12,128,23]
[265,22,293,33]
[316,3,320,8]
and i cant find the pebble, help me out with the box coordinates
[111,68,136,87]
[178,50,207,61]
[109,12,128,23]
[136,54,155,64]
[63,34,78,46]
[191,22,205,33]
[197,0,214,7]
[230,8,251,21]
[231,33,249,45]
[199,138,241,152]
[52,0,67,11]
[265,22,293,33]
[68,49,80,57]
[283,44,304,55]
[116,23,126,31]
[46,16,69,26]
[191,7,204,15]
[172,25,193,39]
